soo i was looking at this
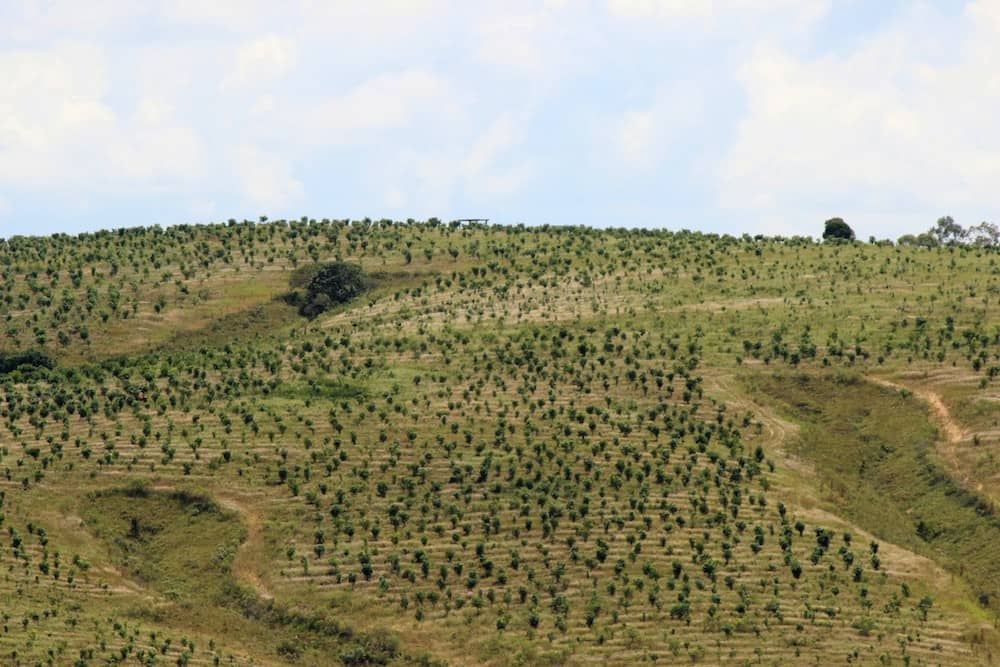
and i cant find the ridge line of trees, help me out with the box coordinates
[897,216,999,248]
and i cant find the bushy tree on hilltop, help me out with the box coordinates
[822,217,855,241]
[930,216,966,246]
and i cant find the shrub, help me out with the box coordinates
[276,640,301,659]
[0,350,54,375]
[294,262,371,318]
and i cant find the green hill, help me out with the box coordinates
[0,220,997,665]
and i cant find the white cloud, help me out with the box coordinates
[606,0,830,29]
[232,144,304,210]
[161,0,275,31]
[189,199,217,219]
[111,125,204,184]
[300,1,448,39]
[476,13,546,72]
[610,83,705,168]
[9,0,985,238]
[131,43,203,95]
[0,1,142,43]
[0,45,204,191]
[312,69,454,134]
[379,113,535,214]
[616,110,656,166]
[452,114,534,199]
[384,188,406,209]
[473,2,598,82]
[162,1,449,49]
[378,150,454,217]
[0,45,116,187]
[719,1,1000,235]
[464,115,522,175]
[135,97,174,125]
[0,4,462,223]
[607,0,714,22]
[469,164,536,198]
[222,35,297,90]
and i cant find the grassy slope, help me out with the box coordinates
[1,222,999,665]
[78,485,402,665]
[751,371,1000,613]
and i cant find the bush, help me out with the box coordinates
[0,350,54,374]
[276,640,301,659]
[293,262,371,318]
[898,232,939,248]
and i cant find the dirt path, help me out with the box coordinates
[866,375,977,492]
[216,494,274,601]
[704,373,800,448]
[867,376,965,443]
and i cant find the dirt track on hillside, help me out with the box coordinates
[867,376,965,444]
[216,494,274,601]
[866,375,977,494]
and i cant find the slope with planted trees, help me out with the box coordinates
[0,218,997,664]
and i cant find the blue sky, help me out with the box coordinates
[1,0,996,240]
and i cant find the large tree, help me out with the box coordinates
[966,221,999,248]
[930,216,966,245]
[822,217,855,241]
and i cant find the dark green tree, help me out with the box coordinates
[299,262,369,317]
[822,218,855,241]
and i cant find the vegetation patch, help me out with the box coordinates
[81,483,245,602]
[221,581,401,665]
[0,349,55,375]
[287,261,372,317]
[5,219,1000,664]
[270,376,368,402]
[81,482,403,664]
[159,297,301,353]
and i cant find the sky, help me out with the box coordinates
[0,0,997,240]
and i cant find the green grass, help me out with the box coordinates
[751,370,1000,610]
[81,483,245,602]
[157,296,302,353]
[270,376,368,402]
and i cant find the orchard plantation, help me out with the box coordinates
[0,218,998,665]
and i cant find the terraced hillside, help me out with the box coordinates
[0,220,998,665]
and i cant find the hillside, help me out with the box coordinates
[0,219,998,666]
